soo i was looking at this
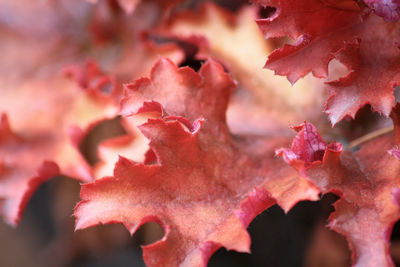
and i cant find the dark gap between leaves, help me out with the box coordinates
[257,6,276,19]
[79,117,126,165]
[208,193,350,267]
[391,220,400,266]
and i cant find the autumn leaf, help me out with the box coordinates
[0,0,122,225]
[88,0,184,82]
[252,0,400,125]
[78,0,185,178]
[252,0,362,84]
[93,115,154,179]
[389,147,400,160]
[74,58,320,266]
[0,114,60,226]
[63,60,119,99]
[0,72,122,226]
[364,0,400,21]
[152,3,326,134]
[276,106,400,266]
[325,15,400,125]
[121,58,320,211]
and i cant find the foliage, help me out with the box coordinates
[2,0,400,266]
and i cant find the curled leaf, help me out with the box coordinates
[277,107,400,266]
[75,58,320,266]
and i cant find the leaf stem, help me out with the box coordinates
[348,125,394,149]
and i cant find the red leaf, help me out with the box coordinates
[325,15,400,125]
[276,122,329,172]
[253,0,400,125]
[122,58,320,211]
[364,0,400,21]
[0,2,122,226]
[75,58,320,266]
[389,147,400,160]
[152,3,325,132]
[0,73,120,225]
[63,60,119,99]
[0,114,61,226]
[0,0,185,225]
[253,0,360,40]
[253,0,362,84]
[93,116,154,179]
[88,0,184,79]
[276,110,400,266]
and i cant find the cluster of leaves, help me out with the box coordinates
[2,0,400,266]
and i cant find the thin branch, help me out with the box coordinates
[348,125,394,149]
